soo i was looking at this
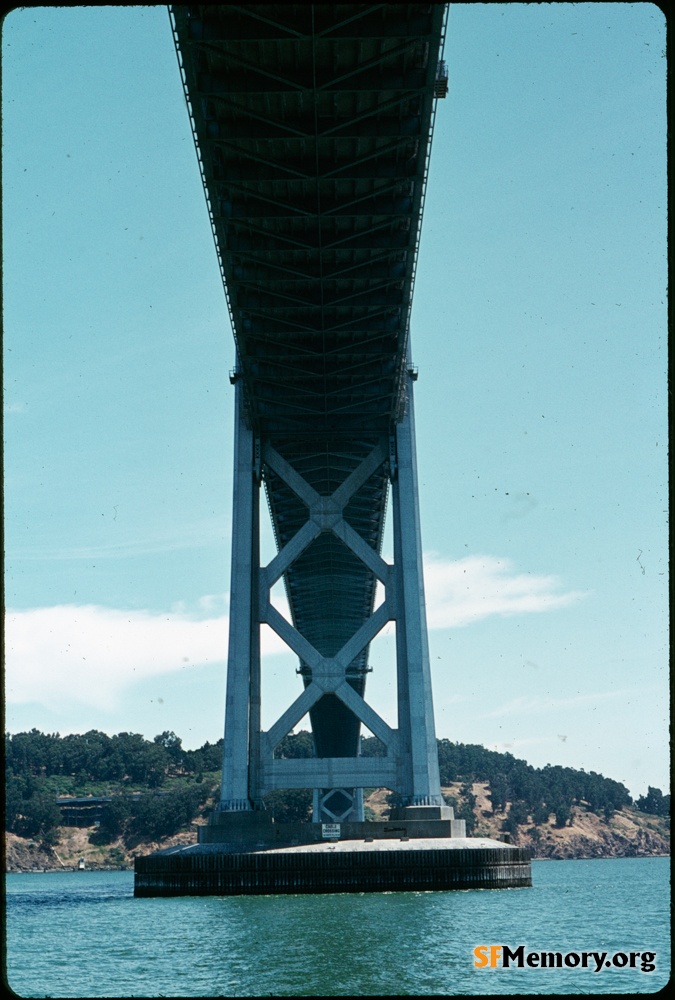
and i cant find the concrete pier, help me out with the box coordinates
[197,802,467,849]
[135,838,531,897]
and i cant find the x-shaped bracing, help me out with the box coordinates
[258,440,400,764]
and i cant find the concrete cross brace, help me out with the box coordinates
[263,681,324,758]
[262,756,398,792]
[262,519,321,590]
[261,678,398,762]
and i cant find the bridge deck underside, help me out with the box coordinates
[173,4,444,758]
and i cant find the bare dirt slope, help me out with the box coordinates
[5,826,202,872]
[364,783,669,860]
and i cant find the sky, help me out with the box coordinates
[2,4,668,800]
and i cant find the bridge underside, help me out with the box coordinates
[172,4,447,811]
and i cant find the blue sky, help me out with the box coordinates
[3,5,668,799]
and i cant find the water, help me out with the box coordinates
[4,857,670,997]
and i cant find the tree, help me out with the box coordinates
[13,782,62,840]
[7,730,62,776]
[636,787,669,817]
[154,731,184,772]
[274,731,314,759]
[127,786,205,844]
[360,736,387,758]
[5,772,24,831]
[185,738,224,773]
[91,796,131,844]
[553,801,571,828]
[488,773,509,812]
[532,803,551,825]
[504,801,529,838]
[264,790,312,823]
[456,784,477,834]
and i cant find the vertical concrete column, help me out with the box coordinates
[392,371,443,806]
[392,477,413,801]
[248,468,263,808]
[220,379,258,811]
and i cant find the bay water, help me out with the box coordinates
[4,857,670,996]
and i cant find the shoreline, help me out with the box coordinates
[7,850,670,875]
[6,795,669,873]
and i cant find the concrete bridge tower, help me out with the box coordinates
[218,365,447,829]
[168,3,453,836]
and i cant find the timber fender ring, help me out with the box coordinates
[134,844,532,896]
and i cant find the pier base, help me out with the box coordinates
[134,837,531,897]
[196,804,467,850]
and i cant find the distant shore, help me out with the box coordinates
[6,805,669,874]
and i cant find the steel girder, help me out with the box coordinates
[171,4,446,764]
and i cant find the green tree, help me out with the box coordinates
[360,736,387,758]
[185,739,223,773]
[126,786,204,844]
[90,796,131,844]
[456,784,477,834]
[488,773,509,812]
[5,771,24,831]
[636,787,669,817]
[532,802,551,825]
[264,789,312,823]
[274,731,314,759]
[553,800,571,828]
[154,731,184,773]
[14,783,62,839]
[504,801,529,837]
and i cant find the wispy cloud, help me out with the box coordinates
[9,517,231,561]
[477,688,632,721]
[423,553,586,629]
[4,553,584,714]
[4,603,290,712]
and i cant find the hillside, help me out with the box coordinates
[461,781,670,859]
[5,826,201,872]
[6,786,668,871]
[362,784,669,860]
[5,729,669,870]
